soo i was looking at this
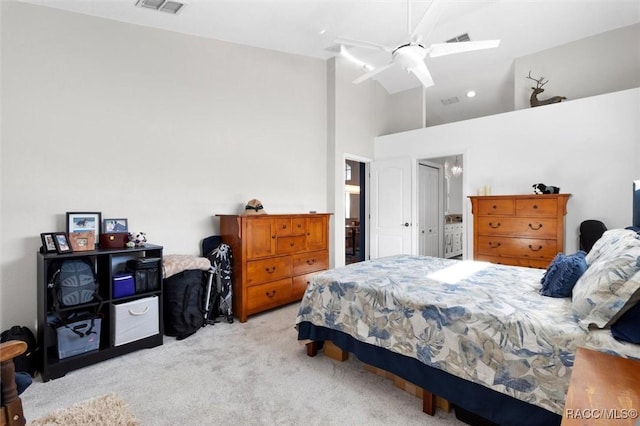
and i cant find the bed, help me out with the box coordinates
[296,229,640,425]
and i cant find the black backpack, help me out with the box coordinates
[0,326,39,377]
[163,269,205,340]
[48,258,100,309]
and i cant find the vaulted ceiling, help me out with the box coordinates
[20,0,640,124]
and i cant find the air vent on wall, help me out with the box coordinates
[446,33,471,43]
[135,0,187,14]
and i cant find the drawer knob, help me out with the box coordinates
[533,205,538,209]
[489,222,501,229]
[297,224,303,228]
[265,266,276,273]
[489,242,501,248]
[492,205,498,209]
[281,224,287,229]
[528,223,543,230]
[306,259,315,265]
[528,244,543,251]
[265,290,277,298]
[271,235,276,239]
[289,242,295,247]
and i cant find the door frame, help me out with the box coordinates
[417,152,467,259]
[343,154,371,265]
[417,160,444,257]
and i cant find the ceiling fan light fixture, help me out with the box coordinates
[466,90,476,98]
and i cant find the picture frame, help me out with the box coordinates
[40,232,57,253]
[53,232,73,254]
[103,218,128,233]
[67,212,102,244]
[69,231,95,252]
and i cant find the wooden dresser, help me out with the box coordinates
[469,194,571,268]
[562,347,640,425]
[218,213,331,322]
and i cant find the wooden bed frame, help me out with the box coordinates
[299,322,562,425]
[305,340,445,416]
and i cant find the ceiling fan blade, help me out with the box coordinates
[408,61,434,88]
[335,37,393,53]
[411,0,446,41]
[429,40,500,58]
[353,62,395,84]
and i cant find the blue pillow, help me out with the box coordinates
[611,302,640,344]
[540,251,587,297]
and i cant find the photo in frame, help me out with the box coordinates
[53,232,73,253]
[67,212,101,245]
[103,218,128,233]
[69,231,95,252]
[40,233,57,253]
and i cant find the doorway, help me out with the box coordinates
[418,161,443,257]
[418,155,464,259]
[345,159,365,264]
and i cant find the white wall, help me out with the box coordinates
[326,56,391,267]
[514,23,640,110]
[0,2,327,329]
[375,88,640,257]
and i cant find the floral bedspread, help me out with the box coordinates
[295,255,640,414]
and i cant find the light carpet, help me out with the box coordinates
[28,393,138,425]
[22,303,464,425]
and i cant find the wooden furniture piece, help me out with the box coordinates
[305,340,451,417]
[444,222,463,258]
[0,341,27,426]
[563,347,640,425]
[469,193,571,268]
[37,244,164,381]
[218,213,331,322]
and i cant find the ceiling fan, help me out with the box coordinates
[336,0,500,88]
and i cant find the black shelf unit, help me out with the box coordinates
[36,244,163,381]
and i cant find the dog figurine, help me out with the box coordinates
[533,183,560,194]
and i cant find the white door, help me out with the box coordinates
[418,163,441,257]
[370,158,413,258]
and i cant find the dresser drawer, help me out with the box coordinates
[275,218,292,236]
[476,236,558,259]
[292,217,306,234]
[516,198,558,217]
[246,256,292,286]
[277,235,306,254]
[293,250,328,275]
[476,217,557,238]
[477,199,515,216]
[292,272,321,298]
[246,278,292,312]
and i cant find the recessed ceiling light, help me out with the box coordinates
[466,90,476,98]
[319,29,327,35]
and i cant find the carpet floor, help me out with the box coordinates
[22,303,464,425]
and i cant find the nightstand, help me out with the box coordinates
[562,347,640,425]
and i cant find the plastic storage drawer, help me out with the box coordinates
[111,296,159,346]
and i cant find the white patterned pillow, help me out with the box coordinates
[572,229,640,330]
[585,228,637,265]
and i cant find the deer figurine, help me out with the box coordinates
[526,71,566,107]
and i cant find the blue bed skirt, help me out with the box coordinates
[297,321,561,426]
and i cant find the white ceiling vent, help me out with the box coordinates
[446,33,471,43]
[135,0,187,14]
[440,97,460,106]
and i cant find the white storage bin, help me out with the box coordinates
[111,296,159,346]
